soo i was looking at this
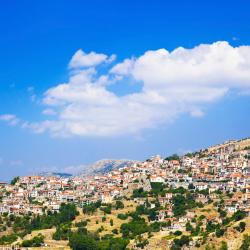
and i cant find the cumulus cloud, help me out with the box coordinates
[2,41,250,137]
[42,108,57,116]
[110,58,135,75]
[69,49,116,69]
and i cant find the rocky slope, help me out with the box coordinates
[77,159,137,176]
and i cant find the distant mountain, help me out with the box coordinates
[77,159,137,177]
[39,172,73,178]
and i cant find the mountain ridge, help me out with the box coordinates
[38,159,137,178]
[77,159,137,177]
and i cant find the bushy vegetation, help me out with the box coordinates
[120,217,149,238]
[240,234,250,250]
[132,187,148,198]
[231,210,247,221]
[53,223,72,240]
[30,203,79,230]
[117,213,128,220]
[10,176,20,185]
[0,203,79,245]
[135,235,149,249]
[172,192,200,217]
[219,241,228,250]
[69,233,99,250]
[0,234,18,245]
[171,235,190,250]
[115,200,124,210]
[82,201,101,214]
[68,231,129,250]
[100,204,112,214]
[165,154,180,161]
[21,234,44,247]
[235,221,246,233]
[150,182,166,196]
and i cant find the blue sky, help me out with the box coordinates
[1,0,250,181]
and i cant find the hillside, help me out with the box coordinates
[1,137,250,249]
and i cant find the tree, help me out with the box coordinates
[171,235,190,250]
[172,194,187,217]
[215,228,225,237]
[58,203,79,224]
[120,218,149,238]
[100,205,112,214]
[219,209,227,218]
[186,222,193,232]
[149,222,161,232]
[10,176,20,185]
[69,233,99,250]
[219,241,228,250]
[82,201,101,214]
[165,154,179,161]
[150,182,165,196]
[148,209,157,221]
[110,219,113,226]
[166,220,171,227]
[236,222,246,233]
[232,210,247,221]
[100,237,129,250]
[53,224,71,240]
[135,235,149,249]
[239,222,246,232]
[117,213,128,220]
[28,203,78,231]
[188,183,195,190]
[22,234,44,247]
[132,188,148,198]
[174,230,182,236]
[240,234,250,250]
[0,234,18,245]
[206,221,218,233]
[115,201,124,210]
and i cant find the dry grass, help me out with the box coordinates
[200,216,250,250]
[74,200,136,236]
[20,228,70,250]
[195,203,219,220]
[8,200,250,250]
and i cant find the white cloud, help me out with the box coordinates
[69,49,116,69]
[190,108,204,118]
[0,114,19,126]
[110,58,135,75]
[3,41,250,137]
[42,108,57,116]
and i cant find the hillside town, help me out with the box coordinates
[1,138,250,217]
[1,138,250,249]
